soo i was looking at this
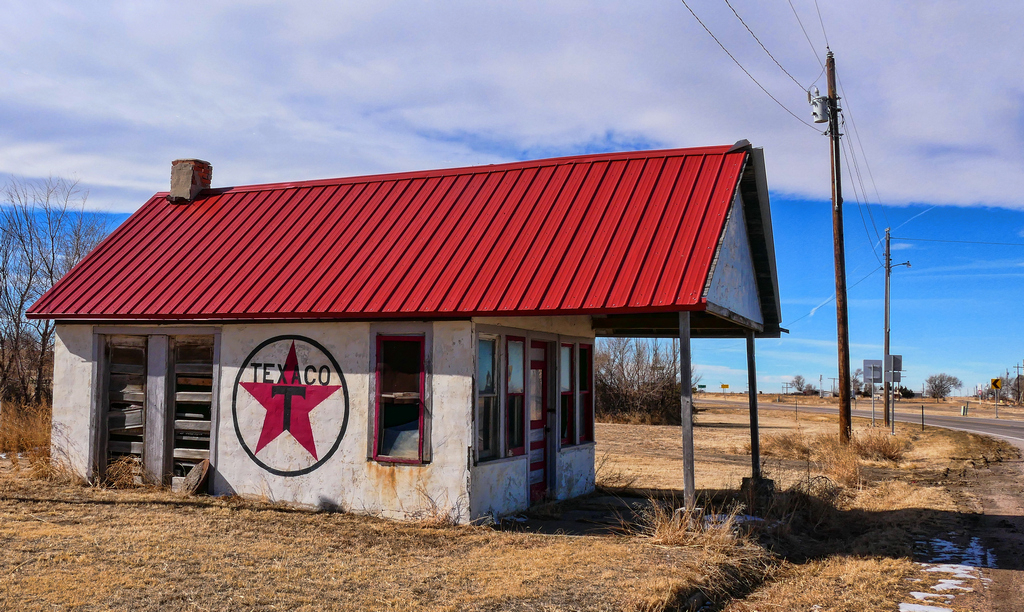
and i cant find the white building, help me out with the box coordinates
[30,143,782,521]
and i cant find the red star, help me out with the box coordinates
[240,341,340,459]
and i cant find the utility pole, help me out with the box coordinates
[826,50,853,443]
[883,227,911,434]
[884,227,891,428]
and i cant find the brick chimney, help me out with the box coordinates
[168,159,212,204]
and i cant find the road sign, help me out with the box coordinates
[992,378,1002,389]
[720,384,729,389]
[863,359,883,383]
[885,354,903,372]
[697,384,706,389]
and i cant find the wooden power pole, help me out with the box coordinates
[826,50,853,443]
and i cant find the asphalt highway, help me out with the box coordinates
[701,398,1024,451]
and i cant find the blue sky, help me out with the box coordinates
[3,2,1022,392]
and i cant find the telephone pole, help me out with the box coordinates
[884,227,891,428]
[826,50,853,443]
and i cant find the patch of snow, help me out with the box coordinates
[930,579,972,592]
[898,604,952,612]
[910,592,953,601]
[924,563,980,580]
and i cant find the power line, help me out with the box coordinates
[786,0,824,69]
[891,237,1024,247]
[837,72,890,227]
[840,133,884,265]
[678,0,822,131]
[813,0,831,49]
[785,265,883,327]
[722,0,807,91]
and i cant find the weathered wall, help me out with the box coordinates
[51,324,96,478]
[554,444,596,501]
[214,320,473,521]
[705,192,763,325]
[470,456,530,518]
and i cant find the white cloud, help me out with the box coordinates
[1,1,1022,211]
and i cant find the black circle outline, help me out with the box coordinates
[232,334,350,477]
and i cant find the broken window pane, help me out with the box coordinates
[377,338,423,461]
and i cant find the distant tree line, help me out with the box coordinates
[1,177,107,405]
[594,338,702,425]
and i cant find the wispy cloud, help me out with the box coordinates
[0,2,1022,211]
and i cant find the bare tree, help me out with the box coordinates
[595,338,699,425]
[1,177,107,404]
[790,375,806,394]
[851,368,863,396]
[924,373,962,401]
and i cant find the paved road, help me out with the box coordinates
[702,399,1024,451]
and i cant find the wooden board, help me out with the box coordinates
[181,459,209,495]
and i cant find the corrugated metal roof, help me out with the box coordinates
[29,145,754,321]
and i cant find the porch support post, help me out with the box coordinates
[746,330,761,480]
[679,311,695,508]
[144,335,170,485]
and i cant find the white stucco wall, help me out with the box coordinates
[470,456,530,518]
[50,317,597,521]
[554,444,596,501]
[51,324,96,478]
[214,320,474,521]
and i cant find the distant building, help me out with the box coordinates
[29,142,782,521]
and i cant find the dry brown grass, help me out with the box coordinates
[722,556,919,612]
[0,462,767,612]
[852,429,910,462]
[0,402,50,457]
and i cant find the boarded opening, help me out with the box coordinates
[170,336,214,488]
[103,335,147,478]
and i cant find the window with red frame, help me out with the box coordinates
[579,344,594,442]
[506,337,526,456]
[375,336,425,462]
[559,343,574,445]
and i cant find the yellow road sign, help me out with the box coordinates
[720,384,729,389]
[991,378,1002,389]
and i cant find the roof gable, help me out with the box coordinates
[29,145,773,323]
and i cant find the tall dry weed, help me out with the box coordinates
[853,430,910,462]
[0,402,51,456]
[758,432,812,460]
[812,436,863,487]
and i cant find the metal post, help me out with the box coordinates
[870,382,875,426]
[746,330,761,480]
[826,50,853,444]
[679,311,695,509]
[921,405,925,431]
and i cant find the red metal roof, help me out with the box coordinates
[29,145,752,321]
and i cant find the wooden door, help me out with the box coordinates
[529,341,548,503]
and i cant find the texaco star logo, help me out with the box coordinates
[232,335,349,476]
